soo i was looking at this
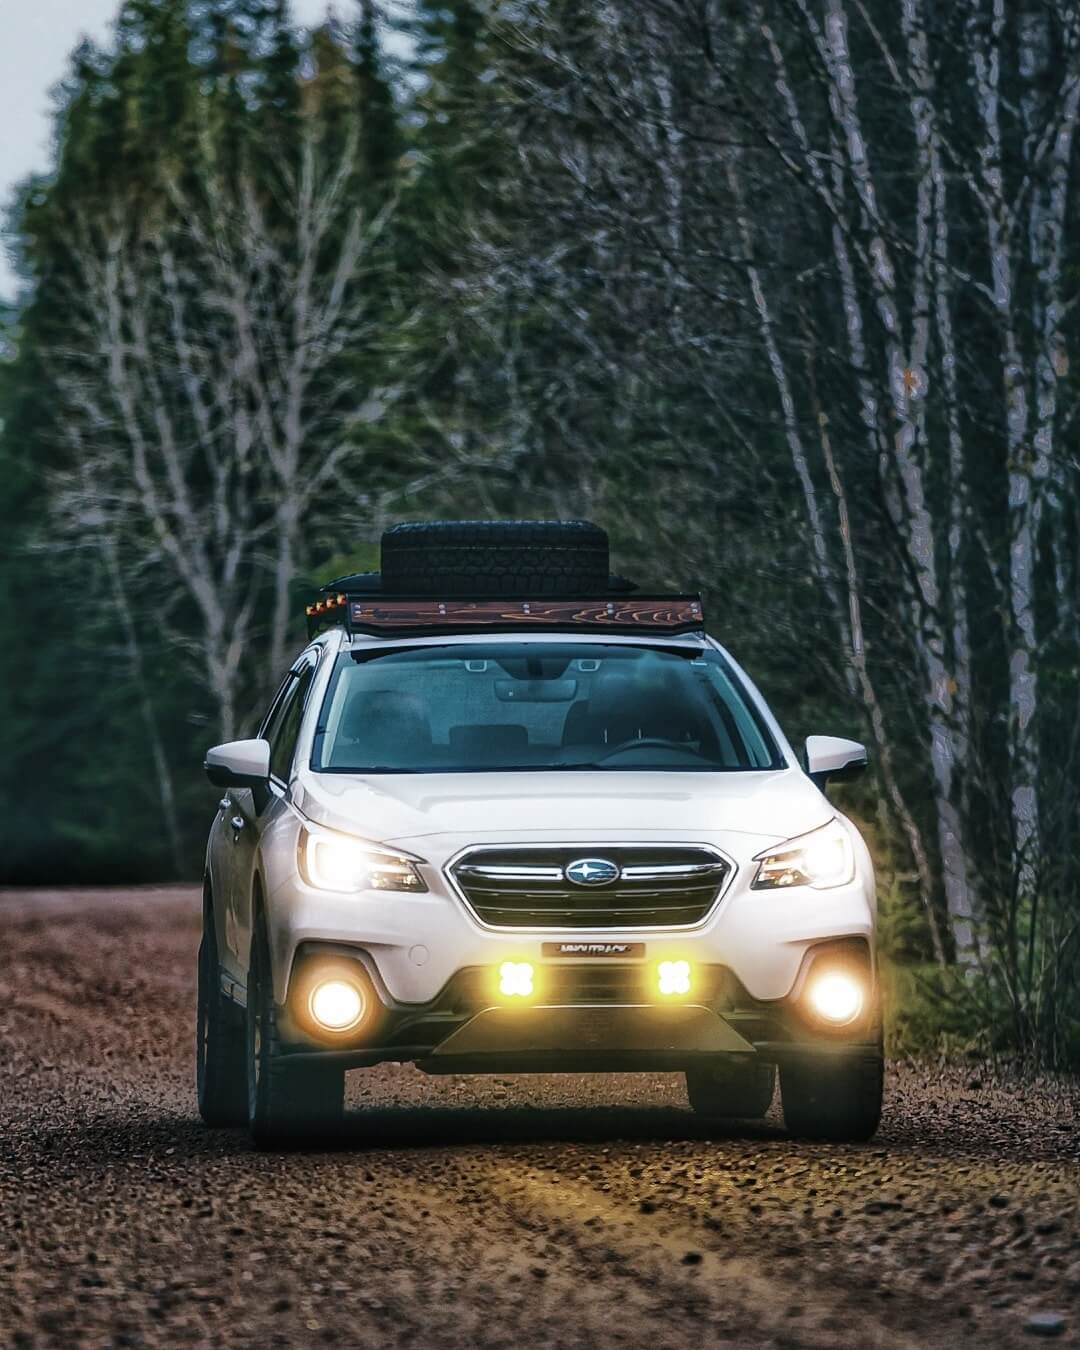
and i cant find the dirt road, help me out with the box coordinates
[1,887,1077,1348]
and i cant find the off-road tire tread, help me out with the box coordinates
[685,1062,776,1119]
[196,898,248,1128]
[780,1053,884,1141]
[248,920,344,1148]
[380,520,609,597]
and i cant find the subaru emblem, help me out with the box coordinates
[564,857,620,887]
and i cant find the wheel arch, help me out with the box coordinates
[248,870,291,1007]
[202,871,227,964]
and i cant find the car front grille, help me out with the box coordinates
[449,845,731,929]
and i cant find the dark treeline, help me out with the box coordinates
[1,0,1078,1066]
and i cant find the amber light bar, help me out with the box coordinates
[346,596,703,636]
[305,594,348,614]
[305,592,705,639]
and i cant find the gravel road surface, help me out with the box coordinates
[1,886,1077,1349]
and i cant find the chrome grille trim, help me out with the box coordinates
[447,843,735,931]
[620,862,727,880]
[455,864,565,881]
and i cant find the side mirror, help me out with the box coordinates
[805,735,868,790]
[204,738,271,790]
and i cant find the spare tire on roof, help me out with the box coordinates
[380,520,610,597]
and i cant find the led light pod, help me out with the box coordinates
[499,962,535,998]
[657,960,692,996]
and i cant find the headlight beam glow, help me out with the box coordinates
[308,978,365,1032]
[806,971,863,1025]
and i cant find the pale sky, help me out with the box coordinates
[0,0,353,300]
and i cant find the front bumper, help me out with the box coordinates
[275,938,881,1073]
[266,846,875,1009]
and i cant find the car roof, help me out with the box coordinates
[343,629,712,655]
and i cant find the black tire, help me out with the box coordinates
[685,1060,775,1119]
[246,917,344,1148]
[380,520,610,597]
[196,896,248,1127]
[780,1053,884,1141]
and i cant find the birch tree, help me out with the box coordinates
[466,0,1080,1056]
[45,130,400,738]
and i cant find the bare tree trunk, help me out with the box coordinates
[811,395,947,966]
[765,2,980,958]
[970,0,1043,919]
[730,142,947,962]
[46,134,402,740]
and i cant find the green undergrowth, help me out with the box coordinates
[880,952,1080,1073]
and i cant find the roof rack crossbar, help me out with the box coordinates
[306,595,704,640]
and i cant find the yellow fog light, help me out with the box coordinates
[657,960,692,996]
[807,971,863,1025]
[499,961,534,998]
[309,979,365,1031]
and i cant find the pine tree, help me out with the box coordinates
[412,0,490,196]
[46,39,119,206]
[391,0,516,466]
[353,0,401,190]
[0,31,169,880]
[201,0,300,172]
[258,0,302,156]
[209,15,253,185]
[118,0,195,157]
[263,2,300,103]
[306,20,355,161]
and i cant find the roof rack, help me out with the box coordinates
[305,593,705,640]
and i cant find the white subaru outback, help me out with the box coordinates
[199,521,882,1146]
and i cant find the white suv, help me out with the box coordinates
[198,522,881,1146]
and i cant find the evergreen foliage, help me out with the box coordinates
[1,0,1078,1065]
[354,0,401,188]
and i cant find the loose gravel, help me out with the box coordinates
[0,886,1077,1348]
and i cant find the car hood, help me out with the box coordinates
[293,768,830,849]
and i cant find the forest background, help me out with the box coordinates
[2,0,1078,1067]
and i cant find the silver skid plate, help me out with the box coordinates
[429,1004,754,1057]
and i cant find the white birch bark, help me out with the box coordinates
[902,0,981,957]
[44,135,398,737]
[765,1,980,957]
[970,0,1043,905]
[729,148,947,962]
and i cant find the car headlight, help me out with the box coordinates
[751,819,855,891]
[299,826,427,894]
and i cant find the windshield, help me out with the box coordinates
[311,642,784,774]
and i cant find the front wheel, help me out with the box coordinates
[780,1054,884,1141]
[196,899,247,1127]
[246,917,344,1148]
[685,1060,775,1119]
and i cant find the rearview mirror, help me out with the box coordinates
[204,738,271,790]
[805,735,868,789]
